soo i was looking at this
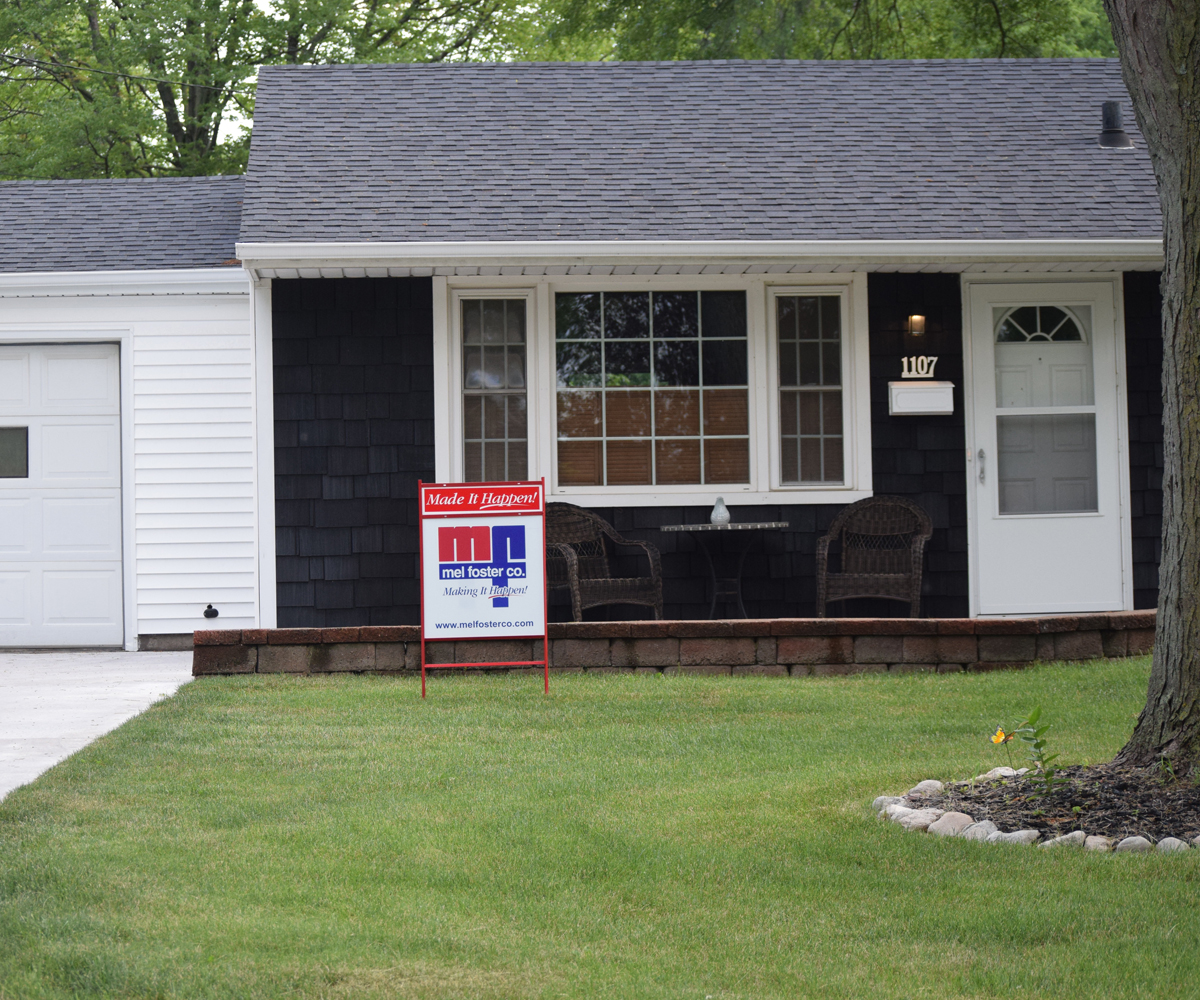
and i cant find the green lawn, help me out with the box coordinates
[1,657,1196,1000]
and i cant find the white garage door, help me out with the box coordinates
[0,344,123,646]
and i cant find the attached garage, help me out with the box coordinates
[0,175,268,649]
[0,344,123,645]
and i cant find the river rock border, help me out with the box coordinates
[874,772,1199,853]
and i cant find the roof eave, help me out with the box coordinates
[235,238,1165,277]
[0,267,252,297]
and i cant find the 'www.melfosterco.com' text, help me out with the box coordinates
[433,620,535,630]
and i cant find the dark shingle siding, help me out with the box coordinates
[1123,271,1163,610]
[0,175,243,273]
[240,59,1160,244]
[865,273,968,616]
[273,277,434,627]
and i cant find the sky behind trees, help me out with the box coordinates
[0,0,1116,178]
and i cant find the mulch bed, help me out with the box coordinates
[907,764,1200,842]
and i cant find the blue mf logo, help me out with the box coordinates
[438,524,527,606]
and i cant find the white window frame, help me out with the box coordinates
[766,282,871,493]
[438,285,542,487]
[434,273,872,506]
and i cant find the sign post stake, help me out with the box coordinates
[418,479,549,697]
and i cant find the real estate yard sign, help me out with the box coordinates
[418,480,548,696]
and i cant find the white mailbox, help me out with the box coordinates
[888,380,955,416]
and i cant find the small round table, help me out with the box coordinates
[659,521,790,619]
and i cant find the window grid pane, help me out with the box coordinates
[778,295,844,484]
[463,299,527,482]
[555,291,749,486]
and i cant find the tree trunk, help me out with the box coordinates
[1105,0,1200,769]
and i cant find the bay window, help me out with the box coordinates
[443,276,870,504]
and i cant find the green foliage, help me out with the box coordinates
[527,0,1116,61]
[0,0,533,178]
[1000,705,1072,797]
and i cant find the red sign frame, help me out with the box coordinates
[418,479,549,697]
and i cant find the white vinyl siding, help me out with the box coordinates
[0,271,260,644]
[132,321,257,633]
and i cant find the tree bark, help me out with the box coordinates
[1105,0,1200,769]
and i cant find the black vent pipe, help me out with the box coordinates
[1099,101,1134,148]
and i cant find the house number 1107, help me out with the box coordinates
[901,355,938,378]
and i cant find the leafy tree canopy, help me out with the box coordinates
[0,0,533,177]
[0,0,1116,178]
[523,0,1117,62]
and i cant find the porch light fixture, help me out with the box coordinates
[907,314,926,337]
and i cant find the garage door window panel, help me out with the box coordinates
[0,427,28,478]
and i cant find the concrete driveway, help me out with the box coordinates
[0,650,193,801]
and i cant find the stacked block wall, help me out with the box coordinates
[192,610,1156,676]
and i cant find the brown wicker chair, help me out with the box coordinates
[816,496,933,617]
[546,503,663,621]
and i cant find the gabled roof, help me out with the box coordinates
[239,59,1160,245]
[0,176,243,273]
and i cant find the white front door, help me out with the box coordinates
[966,282,1129,615]
[0,344,123,646]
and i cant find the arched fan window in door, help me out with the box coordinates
[995,305,1085,344]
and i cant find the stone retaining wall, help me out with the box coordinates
[192,611,1155,677]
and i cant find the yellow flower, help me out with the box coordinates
[992,727,1012,745]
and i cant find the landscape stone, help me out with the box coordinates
[872,795,905,813]
[908,779,945,796]
[986,829,1040,845]
[1114,836,1153,853]
[1040,830,1087,848]
[1084,836,1112,851]
[1193,835,1200,848]
[974,766,1018,782]
[927,812,975,837]
[882,803,917,821]
[961,821,999,841]
[897,808,944,831]
[1156,837,1190,853]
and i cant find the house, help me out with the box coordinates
[0,58,1165,648]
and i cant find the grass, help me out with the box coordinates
[1,656,1197,1000]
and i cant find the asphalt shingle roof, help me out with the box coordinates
[239,59,1161,244]
[0,176,244,273]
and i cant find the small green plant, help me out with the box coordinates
[991,706,1069,797]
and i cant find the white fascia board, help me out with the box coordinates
[236,238,1165,272]
[0,267,252,297]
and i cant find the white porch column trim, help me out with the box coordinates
[252,278,278,629]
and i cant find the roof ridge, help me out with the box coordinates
[257,56,1122,73]
[0,175,244,188]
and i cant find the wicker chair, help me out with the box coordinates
[545,503,664,621]
[815,496,933,618]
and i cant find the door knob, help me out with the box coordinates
[978,448,986,484]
